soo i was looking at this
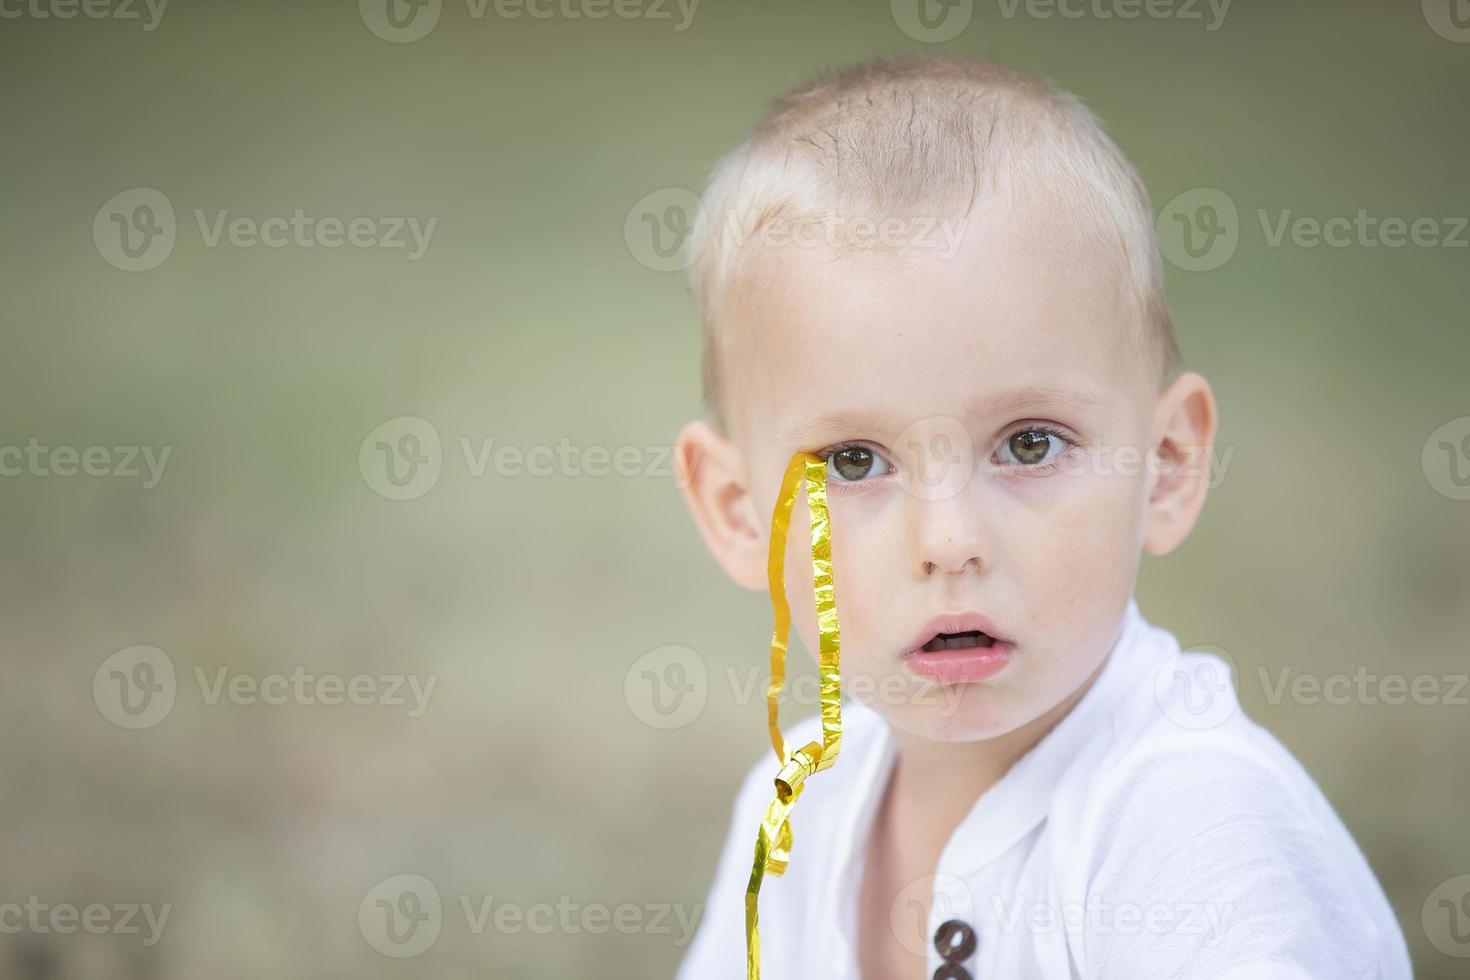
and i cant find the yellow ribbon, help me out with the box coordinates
[744,453,844,980]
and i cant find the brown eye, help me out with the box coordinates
[828,445,887,482]
[1006,430,1056,465]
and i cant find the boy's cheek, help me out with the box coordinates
[784,508,894,672]
[1000,475,1143,610]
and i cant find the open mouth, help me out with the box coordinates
[920,630,997,653]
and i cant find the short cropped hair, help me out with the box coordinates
[686,55,1181,427]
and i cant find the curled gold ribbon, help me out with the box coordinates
[744,453,843,980]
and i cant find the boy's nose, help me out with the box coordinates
[906,490,991,579]
[923,555,982,576]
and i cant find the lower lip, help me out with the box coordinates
[903,643,1014,685]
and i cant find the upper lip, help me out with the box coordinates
[904,612,1011,656]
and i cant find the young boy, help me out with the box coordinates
[671,57,1410,979]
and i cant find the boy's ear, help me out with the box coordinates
[1144,371,1218,556]
[675,421,768,591]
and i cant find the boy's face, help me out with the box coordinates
[680,200,1215,744]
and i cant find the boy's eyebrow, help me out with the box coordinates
[778,410,894,446]
[778,384,1106,445]
[982,382,1107,418]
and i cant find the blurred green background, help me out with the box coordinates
[1,0,1468,976]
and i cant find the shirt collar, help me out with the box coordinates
[937,598,1160,874]
[829,597,1161,911]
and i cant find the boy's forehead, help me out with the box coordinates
[725,204,1146,441]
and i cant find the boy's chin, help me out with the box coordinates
[865,685,1033,744]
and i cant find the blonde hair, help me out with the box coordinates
[686,55,1180,426]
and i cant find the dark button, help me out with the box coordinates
[933,918,977,961]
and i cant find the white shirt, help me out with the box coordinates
[675,600,1411,980]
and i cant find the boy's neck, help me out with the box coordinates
[880,654,1110,854]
